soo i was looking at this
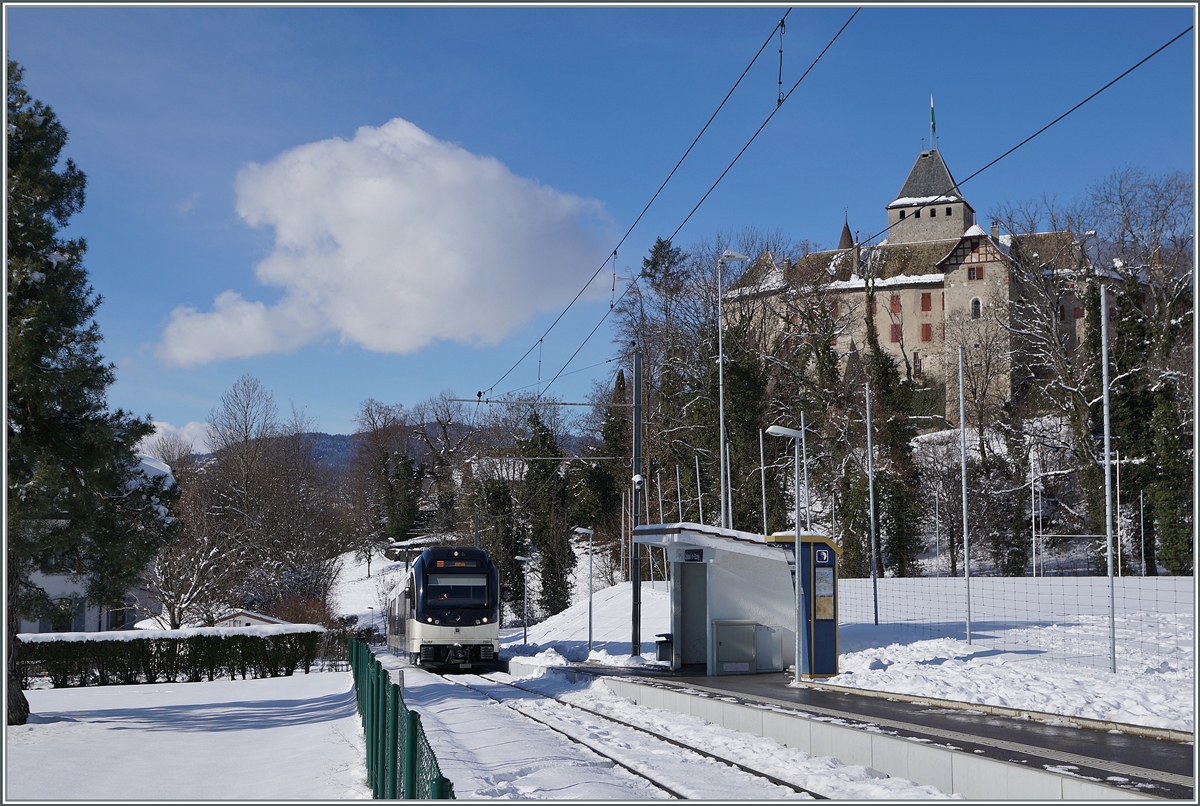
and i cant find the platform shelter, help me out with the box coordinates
[634,523,835,677]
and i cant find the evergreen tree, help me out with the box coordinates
[517,412,575,615]
[7,61,178,725]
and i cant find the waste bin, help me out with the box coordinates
[655,633,673,662]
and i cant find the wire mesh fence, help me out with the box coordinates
[838,572,1193,673]
[349,638,454,799]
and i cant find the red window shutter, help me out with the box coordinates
[890,324,902,343]
[890,294,901,313]
[921,323,932,342]
[977,265,985,280]
[921,292,932,311]
[1074,307,1084,319]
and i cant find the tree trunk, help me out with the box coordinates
[8,556,30,725]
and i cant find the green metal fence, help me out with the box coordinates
[348,639,454,799]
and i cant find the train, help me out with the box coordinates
[386,546,500,670]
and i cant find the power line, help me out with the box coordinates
[544,19,1191,397]
[480,9,792,399]
[539,8,861,398]
[859,25,1194,248]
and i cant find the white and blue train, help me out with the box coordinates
[386,547,500,670]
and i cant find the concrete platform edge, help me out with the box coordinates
[798,679,1193,744]
[506,659,1160,801]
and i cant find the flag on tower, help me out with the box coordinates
[930,94,937,141]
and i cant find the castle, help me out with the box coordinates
[731,148,1090,409]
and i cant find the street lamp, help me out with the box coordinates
[514,556,533,647]
[717,249,751,529]
[766,422,811,679]
[573,527,595,654]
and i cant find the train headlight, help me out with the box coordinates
[481,617,488,623]
[474,619,481,625]
[426,617,433,623]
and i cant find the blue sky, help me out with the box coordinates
[6,5,1195,448]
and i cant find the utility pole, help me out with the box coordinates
[631,349,642,657]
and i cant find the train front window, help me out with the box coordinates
[426,574,488,607]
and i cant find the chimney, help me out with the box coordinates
[990,222,999,240]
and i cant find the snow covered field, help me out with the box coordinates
[6,672,371,800]
[491,585,1192,736]
[6,550,1191,801]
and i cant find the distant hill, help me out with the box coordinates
[305,432,356,473]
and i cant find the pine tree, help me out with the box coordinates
[517,412,574,616]
[7,61,178,725]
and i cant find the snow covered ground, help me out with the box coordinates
[498,581,1193,734]
[6,672,370,800]
[7,550,1190,801]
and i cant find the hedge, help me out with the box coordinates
[16,625,325,688]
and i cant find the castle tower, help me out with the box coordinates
[885,149,975,244]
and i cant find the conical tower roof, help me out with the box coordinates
[892,149,963,203]
[838,215,854,250]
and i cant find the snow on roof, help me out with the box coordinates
[19,623,323,642]
[217,608,289,625]
[963,223,988,238]
[827,272,944,291]
[886,194,961,208]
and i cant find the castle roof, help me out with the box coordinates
[887,149,967,209]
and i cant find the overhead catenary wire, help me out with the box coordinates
[480,9,792,400]
[538,8,860,398]
[541,18,1189,399]
[858,24,1194,248]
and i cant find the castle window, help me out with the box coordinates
[946,207,952,216]
[921,323,933,342]
[913,352,922,374]
[890,324,902,343]
[890,294,901,313]
[899,210,906,219]
[914,210,921,218]
[968,265,985,281]
[971,299,982,319]
[930,208,937,217]
[921,292,932,311]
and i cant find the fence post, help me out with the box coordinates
[431,775,454,799]
[386,675,400,799]
[376,663,387,799]
[367,657,376,796]
[404,709,419,799]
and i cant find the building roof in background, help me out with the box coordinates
[889,149,967,209]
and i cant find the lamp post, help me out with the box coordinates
[573,527,595,653]
[514,556,532,647]
[766,423,811,679]
[367,607,375,645]
[717,249,750,529]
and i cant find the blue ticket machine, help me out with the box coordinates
[798,535,840,678]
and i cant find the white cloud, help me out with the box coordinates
[156,118,610,368]
[136,421,212,455]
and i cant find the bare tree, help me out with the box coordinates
[944,286,1011,464]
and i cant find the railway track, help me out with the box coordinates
[437,671,826,800]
